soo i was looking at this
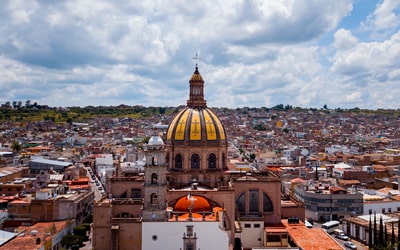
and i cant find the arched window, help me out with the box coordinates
[151,173,158,184]
[208,153,217,168]
[175,154,183,169]
[191,154,200,169]
[249,190,259,213]
[152,156,158,165]
[151,193,158,205]
[222,153,226,169]
[263,193,273,212]
[236,192,245,214]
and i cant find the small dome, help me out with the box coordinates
[190,67,203,81]
[174,195,210,213]
[148,135,164,145]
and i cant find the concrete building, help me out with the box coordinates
[28,158,73,175]
[342,213,399,246]
[293,179,363,222]
[6,188,94,226]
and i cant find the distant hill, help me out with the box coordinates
[0,101,399,123]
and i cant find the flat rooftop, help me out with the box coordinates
[281,219,343,250]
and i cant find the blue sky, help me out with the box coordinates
[0,0,399,109]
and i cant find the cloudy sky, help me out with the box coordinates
[1,0,400,109]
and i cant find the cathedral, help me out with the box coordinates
[92,65,287,250]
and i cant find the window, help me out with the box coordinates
[208,153,217,168]
[382,208,386,213]
[249,190,259,213]
[152,156,158,166]
[254,224,261,228]
[244,224,251,228]
[267,234,281,242]
[131,189,141,198]
[263,193,273,212]
[236,193,245,214]
[151,173,158,184]
[175,154,183,169]
[191,154,200,169]
[388,208,392,213]
[151,193,158,205]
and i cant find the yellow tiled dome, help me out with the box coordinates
[166,107,226,142]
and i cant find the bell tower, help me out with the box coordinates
[142,135,168,222]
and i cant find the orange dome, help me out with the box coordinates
[174,195,210,213]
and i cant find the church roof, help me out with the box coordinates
[166,66,226,144]
[174,195,211,213]
[166,107,226,142]
[148,135,164,145]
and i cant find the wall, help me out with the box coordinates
[238,220,264,248]
[142,221,230,250]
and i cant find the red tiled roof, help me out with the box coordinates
[281,219,343,250]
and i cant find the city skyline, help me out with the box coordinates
[1,0,399,109]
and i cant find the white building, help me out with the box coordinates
[362,189,400,215]
[95,154,115,183]
[142,221,230,250]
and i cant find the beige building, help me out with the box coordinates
[7,188,94,225]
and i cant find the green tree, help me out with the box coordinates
[369,215,373,248]
[61,234,84,249]
[11,141,21,152]
[379,216,384,246]
[253,124,266,131]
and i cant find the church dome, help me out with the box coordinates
[148,135,164,145]
[166,66,226,144]
[166,107,226,143]
[174,195,210,213]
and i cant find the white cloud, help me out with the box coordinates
[332,30,400,79]
[364,0,400,31]
[1,0,400,110]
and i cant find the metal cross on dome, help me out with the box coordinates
[193,52,201,67]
